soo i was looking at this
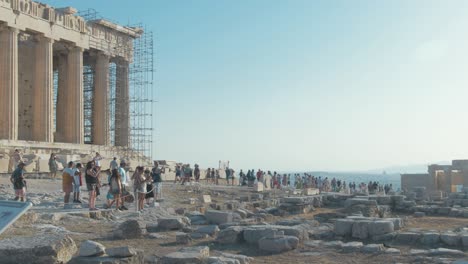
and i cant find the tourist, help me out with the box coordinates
[145,168,154,206]
[85,161,101,211]
[93,152,103,169]
[213,169,218,185]
[48,153,58,179]
[62,161,75,204]
[9,149,23,173]
[152,163,163,200]
[181,164,192,185]
[10,162,26,202]
[131,166,146,211]
[194,164,200,182]
[206,168,212,184]
[73,163,83,203]
[109,169,123,210]
[225,167,231,186]
[118,161,129,211]
[174,164,181,184]
[110,157,118,170]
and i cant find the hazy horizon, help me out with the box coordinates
[42,0,468,172]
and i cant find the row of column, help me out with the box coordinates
[0,26,130,147]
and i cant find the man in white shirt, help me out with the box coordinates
[110,157,118,171]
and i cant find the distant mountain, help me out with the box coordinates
[364,161,450,174]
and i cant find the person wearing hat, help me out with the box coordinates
[10,162,26,202]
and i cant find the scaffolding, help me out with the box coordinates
[78,9,155,159]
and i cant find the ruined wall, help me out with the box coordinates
[401,173,433,192]
[18,36,35,141]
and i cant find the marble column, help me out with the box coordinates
[55,53,68,142]
[114,59,130,147]
[65,47,84,144]
[0,26,19,140]
[92,53,110,145]
[33,35,54,142]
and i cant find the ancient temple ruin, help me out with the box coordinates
[0,1,154,172]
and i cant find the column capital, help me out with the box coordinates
[34,34,54,44]
[0,25,19,34]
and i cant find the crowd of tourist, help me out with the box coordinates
[8,155,396,211]
[10,152,165,212]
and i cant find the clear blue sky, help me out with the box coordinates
[43,0,468,172]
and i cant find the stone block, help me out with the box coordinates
[243,227,278,244]
[79,240,105,257]
[217,252,254,264]
[161,246,209,264]
[106,246,137,258]
[258,235,299,253]
[202,195,212,203]
[352,221,369,240]
[342,242,363,253]
[385,248,401,255]
[0,234,77,264]
[157,217,191,231]
[361,244,385,254]
[420,232,440,246]
[428,248,464,256]
[205,210,234,225]
[395,232,421,244]
[441,232,461,247]
[176,232,192,245]
[344,198,378,208]
[254,182,264,192]
[196,225,220,237]
[414,212,426,218]
[117,220,146,239]
[216,226,244,244]
[334,219,354,237]
[69,251,144,264]
[368,220,394,236]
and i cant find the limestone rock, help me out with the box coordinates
[69,250,145,264]
[258,235,299,253]
[205,210,234,225]
[385,248,401,255]
[106,246,137,258]
[79,240,105,257]
[216,226,244,244]
[352,221,369,239]
[157,217,191,231]
[207,256,240,264]
[342,242,364,253]
[243,226,278,244]
[334,219,354,236]
[428,248,464,256]
[395,232,421,244]
[368,220,394,236]
[440,232,461,247]
[414,212,426,218]
[161,246,209,264]
[218,252,253,264]
[196,225,220,237]
[176,232,192,245]
[117,219,146,239]
[0,234,77,264]
[420,232,440,246]
[361,244,385,254]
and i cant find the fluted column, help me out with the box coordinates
[33,35,54,142]
[115,59,130,147]
[92,53,110,145]
[65,47,84,144]
[0,26,19,140]
[55,54,67,142]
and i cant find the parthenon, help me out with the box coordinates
[0,0,144,147]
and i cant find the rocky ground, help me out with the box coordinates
[0,178,468,264]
